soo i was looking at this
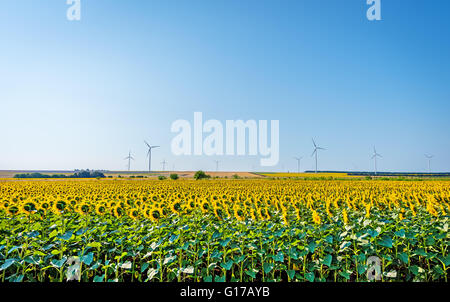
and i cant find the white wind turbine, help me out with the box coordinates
[425,154,434,173]
[124,151,134,171]
[144,140,160,172]
[311,139,326,173]
[371,146,382,175]
[293,156,303,173]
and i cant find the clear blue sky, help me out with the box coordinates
[1,0,449,172]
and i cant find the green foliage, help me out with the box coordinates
[0,207,447,282]
[14,171,105,179]
[158,175,167,180]
[170,174,179,180]
[194,170,211,180]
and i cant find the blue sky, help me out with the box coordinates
[0,0,449,172]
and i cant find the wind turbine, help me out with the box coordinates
[293,156,303,173]
[311,139,326,173]
[144,140,160,172]
[214,160,219,172]
[161,159,167,172]
[124,151,134,171]
[371,146,382,175]
[425,154,434,173]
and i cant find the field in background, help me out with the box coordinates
[258,172,359,178]
[0,171,263,180]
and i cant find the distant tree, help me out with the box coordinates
[170,173,179,180]
[194,170,211,180]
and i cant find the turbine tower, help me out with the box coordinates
[214,160,219,172]
[371,146,382,175]
[311,139,326,173]
[144,140,160,172]
[293,156,303,173]
[425,154,434,173]
[161,159,167,172]
[124,151,134,171]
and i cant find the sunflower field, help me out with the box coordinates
[0,179,448,282]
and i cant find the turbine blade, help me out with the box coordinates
[144,140,151,148]
[311,150,316,157]
[312,138,317,148]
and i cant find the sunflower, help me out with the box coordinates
[53,200,67,214]
[78,203,91,215]
[214,207,225,220]
[95,204,106,216]
[114,205,125,218]
[20,201,37,215]
[128,208,140,220]
[150,208,162,222]
[6,205,19,216]
[171,201,183,215]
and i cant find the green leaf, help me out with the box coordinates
[234,255,245,264]
[87,242,102,249]
[211,231,222,240]
[377,236,393,248]
[414,248,427,257]
[322,254,332,267]
[49,230,58,238]
[437,254,450,267]
[339,271,350,280]
[398,252,409,264]
[286,270,295,280]
[394,229,405,238]
[214,275,226,282]
[12,274,24,282]
[219,238,231,247]
[263,263,274,273]
[245,269,256,279]
[367,229,379,238]
[203,275,213,282]
[51,257,67,268]
[273,252,284,262]
[140,263,149,273]
[93,275,104,282]
[7,246,22,254]
[305,272,315,282]
[357,264,367,275]
[169,234,179,243]
[220,260,233,271]
[81,252,94,266]
[307,241,317,253]
[0,259,16,271]
[24,256,40,265]
[57,231,73,241]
